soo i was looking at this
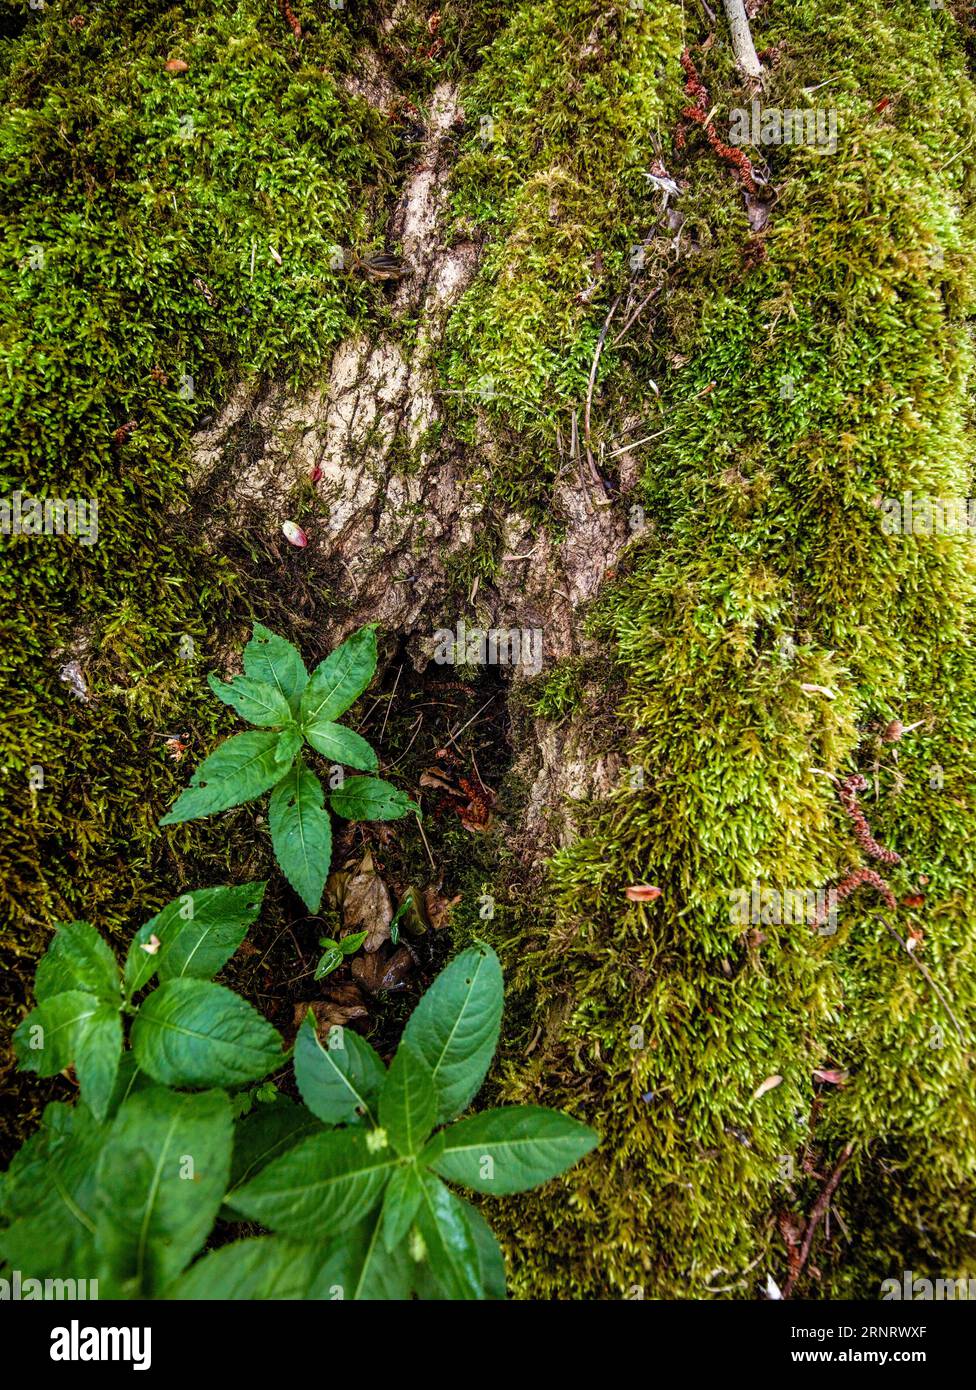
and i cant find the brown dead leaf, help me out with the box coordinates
[420,764,495,833]
[812,1067,848,1086]
[625,884,662,902]
[352,946,414,995]
[294,989,369,1037]
[424,887,460,931]
[753,1074,783,1100]
[327,848,393,952]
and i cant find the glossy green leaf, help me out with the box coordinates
[303,718,378,771]
[379,1041,436,1157]
[414,1172,482,1300]
[131,979,283,1089]
[35,921,121,1005]
[293,1012,385,1126]
[125,882,266,996]
[429,1105,599,1193]
[207,672,293,727]
[269,759,332,911]
[13,990,101,1077]
[95,1087,232,1297]
[299,625,377,724]
[169,1236,328,1300]
[226,1128,396,1238]
[306,1206,414,1300]
[243,624,309,717]
[314,948,343,980]
[379,1162,425,1253]
[459,1197,507,1299]
[74,1005,123,1124]
[0,1103,102,1280]
[226,1096,323,1198]
[400,945,503,1123]
[159,730,286,825]
[329,775,419,822]
[276,726,304,765]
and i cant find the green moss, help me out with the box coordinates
[474,0,976,1299]
[0,1,395,1152]
[443,0,681,448]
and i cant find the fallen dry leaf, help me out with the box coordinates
[800,682,836,699]
[352,946,414,995]
[625,885,662,903]
[327,849,393,953]
[753,1074,783,1100]
[812,1067,848,1086]
[294,988,369,1037]
[424,886,460,931]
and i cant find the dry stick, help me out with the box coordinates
[879,917,967,1045]
[379,663,402,744]
[583,295,622,496]
[722,0,763,80]
[782,1141,855,1298]
[610,284,663,348]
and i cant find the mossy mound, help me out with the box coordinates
[1,0,974,1302]
[467,0,976,1297]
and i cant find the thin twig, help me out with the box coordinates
[583,295,622,496]
[611,285,663,347]
[782,1141,855,1298]
[880,917,967,1044]
[379,663,402,744]
[415,812,437,872]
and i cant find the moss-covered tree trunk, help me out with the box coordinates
[3,0,975,1301]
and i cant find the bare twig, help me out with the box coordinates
[611,285,663,347]
[782,1141,855,1298]
[722,0,763,80]
[880,917,967,1045]
[583,295,622,496]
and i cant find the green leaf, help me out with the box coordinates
[429,1105,599,1193]
[125,882,266,996]
[400,945,503,1123]
[329,775,419,822]
[131,979,283,1089]
[294,1012,386,1126]
[314,948,343,980]
[159,730,286,825]
[341,930,368,954]
[459,1197,507,1299]
[226,1096,323,1197]
[307,1206,414,1300]
[35,921,121,1005]
[300,625,377,724]
[226,1129,396,1239]
[13,990,101,1076]
[276,726,304,764]
[169,1236,329,1299]
[243,623,309,717]
[207,673,293,727]
[303,718,378,771]
[269,760,332,912]
[379,1041,437,1157]
[414,1172,482,1300]
[75,1005,123,1124]
[95,1087,232,1298]
[0,1103,102,1280]
[380,1162,424,1253]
